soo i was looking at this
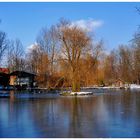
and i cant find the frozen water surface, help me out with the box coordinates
[0,89,140,138]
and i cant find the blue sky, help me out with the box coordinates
[0,2,140,51]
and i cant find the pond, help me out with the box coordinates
[0,89,140,138]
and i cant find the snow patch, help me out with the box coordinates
[130,84,140,89]
[70,91,93,95]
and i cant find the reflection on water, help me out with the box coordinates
[0,90,140,137]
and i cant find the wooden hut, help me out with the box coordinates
[10,71,36,89]
[114,78,125,88]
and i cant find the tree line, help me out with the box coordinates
[0,18,140,91]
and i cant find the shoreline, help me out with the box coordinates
[1,84,140,91]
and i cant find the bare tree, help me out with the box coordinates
[103,50,119,85]
[26,44,41,74]
[57,19,91,91]
[132,33,140,84]
[26,43,50,87]
[37,25,59,75]
[0,31,8,65]
[76,41,104,86]
[7,39,25,71]
[118,45,132,83]
[134,48,140,84]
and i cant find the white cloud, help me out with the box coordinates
[71,18,103,32]
[26,42,39,53]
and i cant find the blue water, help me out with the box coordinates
[0,89,140,138]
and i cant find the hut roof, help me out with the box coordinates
[115,78,125,83]
[10,71,35,78]
[0,68,9,74]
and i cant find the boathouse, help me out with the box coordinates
[10,71,36,89]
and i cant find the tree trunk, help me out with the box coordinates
[72,79,80,92]
[72,68,80,92]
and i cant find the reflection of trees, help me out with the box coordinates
[69,97,82,137]
[102,90,140,136]
[103,91,137,119]
[26,99,59,137]
[58,96,108,137]
[10,90,15,102]
[0,94,60,137]
[2,91,140,137]
[26,91,140,137]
